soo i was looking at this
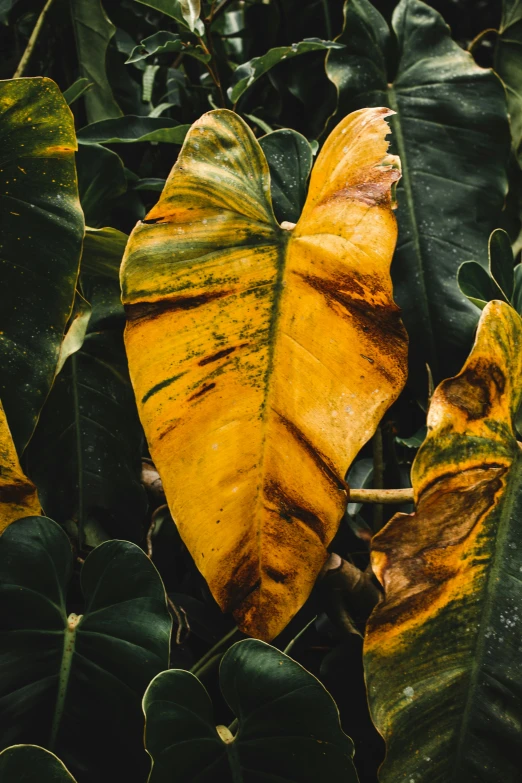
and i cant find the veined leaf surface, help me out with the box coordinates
[121,107,408,640]
[365,300,522,781]
[0,401,40,534]
[0,78,84,452]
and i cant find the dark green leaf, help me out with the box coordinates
[458,261,505,310]
[76,143,127,226]
[81,226,128,278]
[0,516,171,783]
[126,31,210,64]
[259,128,313,224]
[495,0,522,162]
[514,263,522,314]
[71,0,122,122]
[77,115,190,144]
[133,177,166,191]
[489,227,515,299]
[63,77,93,106]
[395,426,427,449]
[228,39,344,104]
[143,638,358,782]
[327,0,510,393]
[0,78,84,453]
[0,745,77,782]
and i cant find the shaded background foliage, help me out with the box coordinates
[0,1,519,781]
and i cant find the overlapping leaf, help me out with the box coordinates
[0,77,84,452]
[365,300,522,781]
[327,0,510,393]
[0,516,171,783]
[0,745,77,782]
[143,639,358,782]
[0,401,40,534]
[121,107,408,640]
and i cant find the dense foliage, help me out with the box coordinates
[1,0,522,781]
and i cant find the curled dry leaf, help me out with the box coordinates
[121,107,408,640]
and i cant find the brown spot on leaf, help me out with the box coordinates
[443,359,506,420]
[125,290,230,323]
[188,382,216,401]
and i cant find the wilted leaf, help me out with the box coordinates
[144,638,358,782]
[0,745,77,782]
[121,107,407,640]
[71,0,122,122]
[259,128,313,225]
[77,115,189,144]
[0,515,171,783]
[0,401,40,534]
[0,77,84,453]
[228,38,344,104]
[328,0,510,393]
[126,31,210,65]
[365,300,522,781]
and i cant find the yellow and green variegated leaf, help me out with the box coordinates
[365,299,522,782]
[121,108,408,641]
[0,401,40,534]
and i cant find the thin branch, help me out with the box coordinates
[13,0,56,78]
[349,487,414,504]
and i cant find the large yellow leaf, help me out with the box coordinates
[121,108,407,640]
[365,300,522,781]
[0,401,40,534]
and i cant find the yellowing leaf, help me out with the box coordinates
[121,108,407,640]
[0,402,41,534]
[365,300,522,781]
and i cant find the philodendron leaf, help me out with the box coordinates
[0,401,41,534]
[0,745,77,782]
[258,128,313,225]
[228,39,344,104]
[121,107,408,640]
[77,115,190,144]
[144,639,358,782]
[0,516,171,783]
[328,0,510,394]
[0,77,84,453]
[126,32,210,65]
[70,0,122,122]
[494,0,522,162]
[458,229,515,310]
[364,300,522,781]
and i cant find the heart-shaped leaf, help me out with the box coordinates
[0,745,77,782]
[258,128,313,225]
[144,638,358,782]
[121,107,408,640]
[0,77,84,452]
[0,516,171,783]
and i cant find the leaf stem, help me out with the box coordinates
[467,28,498,55]
[13,0,56,78]
[349,487,413,504]
[49,613,82,749]
[190,626,240,677]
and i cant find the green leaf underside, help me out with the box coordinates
[0,745,77,782]
[70,0,122,123]
[144,639,358,782]
[327,0,510,392]
[0,516,171,783]
[0,77,84,453]
[229,39,344,104]
[77,115,190,144]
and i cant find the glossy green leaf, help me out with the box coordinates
[328,0,510,393]
[0,77,84,453]
[76,143,127,226]
[63,77,93,106]
[71,0,122,122]
[489,227,515,300]
[135,0,204,35]
[0,516,171,783]
[228,39,344,104]
[26,236,147,544]
[0,745,77,782]
[514,263,522,313]
[144,639,358,782]
[179,0,201,34]
[458,261,504,310]
[495,0,522,162]
[126,31,210,64]
[258,128,313,225]
[77,115,190,144]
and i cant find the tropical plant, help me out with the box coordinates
[0,1,521,782]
